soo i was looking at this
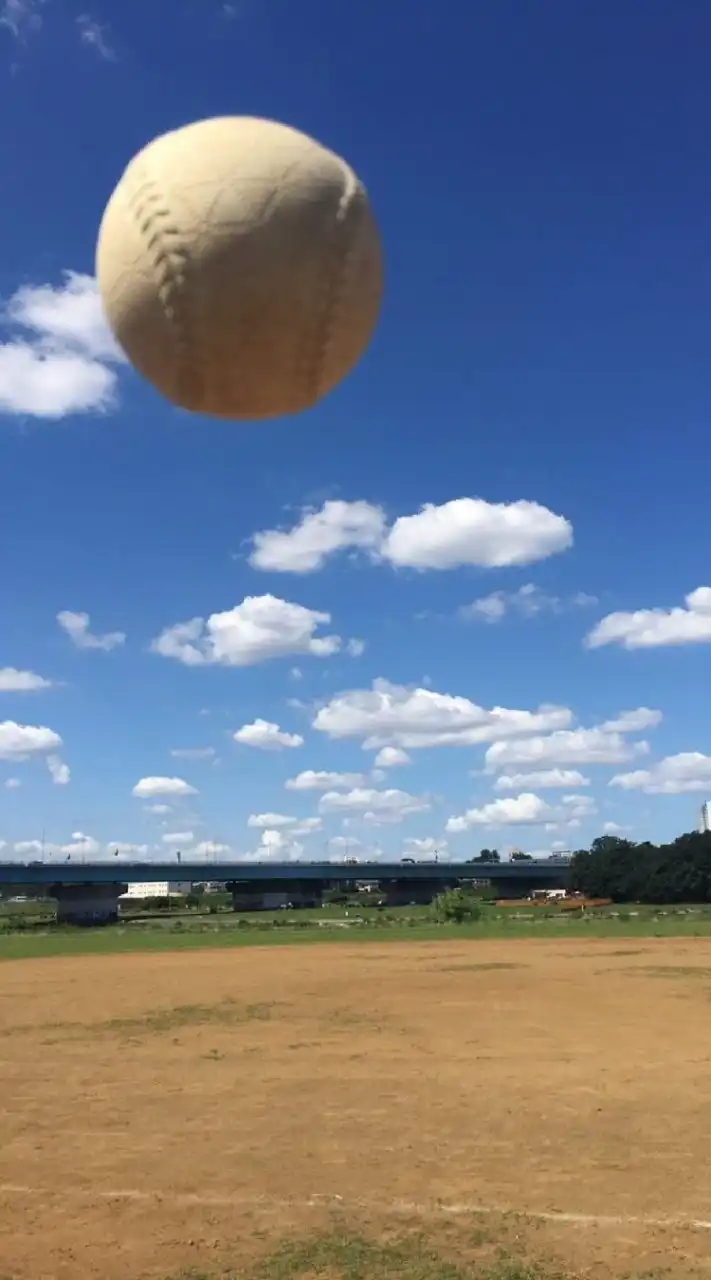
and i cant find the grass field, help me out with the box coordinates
[4,936,711,1278]
[5,900,711,961]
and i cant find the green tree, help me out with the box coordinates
[432,888,482,923]
[510,851,533,861]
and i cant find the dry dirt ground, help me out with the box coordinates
[3,937,711,1279]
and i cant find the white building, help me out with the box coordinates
[120,881,193,900]
[700,804,710,834]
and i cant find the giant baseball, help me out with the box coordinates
[96,116,383,419]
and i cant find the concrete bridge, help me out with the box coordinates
[0,859,571,925]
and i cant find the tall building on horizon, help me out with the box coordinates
[700,803,710,834]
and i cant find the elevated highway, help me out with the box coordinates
[0,858,571,925]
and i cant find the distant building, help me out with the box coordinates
[700,804,710,834]
[120,881,192,899]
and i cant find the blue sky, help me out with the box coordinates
[0,0,709,862]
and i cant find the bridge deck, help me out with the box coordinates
[0,860,569,887]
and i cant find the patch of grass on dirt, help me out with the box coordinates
[434,962,527,973]
[104,999,276,1035]
[170,1231,573,1279]
[242,1232,560,1280]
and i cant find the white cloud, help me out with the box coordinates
[170,747,216,760]
[403,837,448,855]
[494,768,591,791]
[382,498,572,570]
[446,792,596,832]
[132,776,198,798]
[249,496,571,575]
[346,638,366,658]
[250,499,386,573]
[144,803,172,815]
[461,583,597,623]
[151,594,340,668]
[0,666,52,692]
[193,840,232,857]
[585,587,711,650]
[373,747,411,768]
[61,832,101,858]
[485,728,650,772]
[599,708,662,732]
[602,822,629,835]
[57,610,126,652]
[76,14,115,58]
[47,755,70,786]
[318,787,431,824]
[0,720,61,759]
[247,828,306,862]
[14,840,44,855]
[248,813,296,829]
[234,720,304,750]
[289,817,322,836]
[313,678,572,750]
[285,769,367,791]
[162,831,194,845]
[4,777,20,789]
[0,0,43,39]
[0,272,124,419]
[108,842,149,856]
[610,753,711,795]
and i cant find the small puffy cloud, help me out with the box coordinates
[494,769,590,791]
[285,769,367,791]
[0,272,124,419]
[610,752,711,795]
[0,720,61,759]
[234,719,304,750]
[4,777,21,789]
[382,498,572,570]
[47,755,70,785]
[461,583,597,623]
[144,803,172,815]
[248,813,296,829]
[347,638,366,657]
[318,787,431,824]
[132,776,198,798]
[313,678,572,750]
[585,587,711,650]
[0,0,43,39]
[246,828,305,862]
[162,831,194,845]
[0,667,52,692]
[193,840,232,857]
[373,747,411,768]
[76,14,115,59]
[403,837,447,855]
[485,728,649,772]
[446,792,595,832]
[599,708,662,733]
[57,610,126,652]
[250,499,387,573]
[602,822,629,835]
[151,595,340,668]
[61,832,101,857]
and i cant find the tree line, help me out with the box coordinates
[570,831,711,903]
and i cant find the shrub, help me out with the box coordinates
[432,888,483,924]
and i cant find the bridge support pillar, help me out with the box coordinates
[50,882,128,926]
[381,879,450,907]
[227,881,323,912]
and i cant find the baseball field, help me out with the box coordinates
[3,937,711,1279]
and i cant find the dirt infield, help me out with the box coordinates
[3,937,711,1278]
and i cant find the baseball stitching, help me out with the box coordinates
[125,164,200,410]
